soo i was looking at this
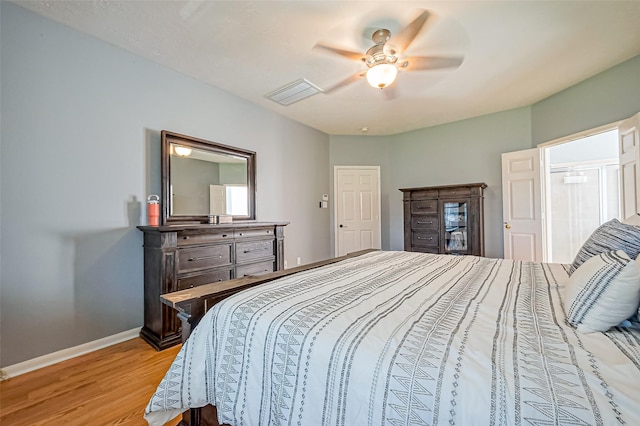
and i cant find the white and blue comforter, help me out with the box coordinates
[145,251,640,425]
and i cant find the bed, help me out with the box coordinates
[145,249,640,425]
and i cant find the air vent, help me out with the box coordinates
[265,79,322,106]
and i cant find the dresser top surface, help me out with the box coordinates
[399,182,487,192]
[137,221,289,233]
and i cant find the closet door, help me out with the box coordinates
[501,148,545,262]
[334,166,381,256]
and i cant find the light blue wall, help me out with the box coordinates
[532,55,640,145]
[0,3,331,366]
[330,108,532,259]
[389,107,532,258]
[329,135,392,250]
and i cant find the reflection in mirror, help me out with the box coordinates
[161,131,256,224]
[169,145,248,216]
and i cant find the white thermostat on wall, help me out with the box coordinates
[322,194,329,201]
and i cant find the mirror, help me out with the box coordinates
[161,130,256,224]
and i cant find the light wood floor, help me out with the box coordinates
[0,338,182,425]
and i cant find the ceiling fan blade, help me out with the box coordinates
[400,56,464,71]
[391,9,431,53]
[323,72,365,94]
[314,43,365,61]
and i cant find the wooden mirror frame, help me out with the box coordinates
[161,130,256,224]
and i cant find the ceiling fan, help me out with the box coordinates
[315,10,463,93]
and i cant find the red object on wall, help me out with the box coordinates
[147,195,160,226]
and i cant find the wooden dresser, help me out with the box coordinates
[400,183,486,256]
[138,221,288,350]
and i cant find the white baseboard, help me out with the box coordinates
[1,327,141,379]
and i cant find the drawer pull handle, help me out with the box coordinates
[417,221,433,225]
[416,237,433,241]
[243,250,252,253]
[416,205,432,209]
[188,254,224,262]
[183,236,190,240]
[222,234,228,238]
[239,232,244,236]
[267,230,271,233]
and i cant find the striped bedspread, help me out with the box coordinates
[145,251,640,425]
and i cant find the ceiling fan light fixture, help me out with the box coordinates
[366,63,398,89]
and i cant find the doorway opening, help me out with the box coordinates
[544,129,620,263]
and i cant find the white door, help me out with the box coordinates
[619,113,640,220]
[334,166,381,256]
[209,185,227,215]
[502,149,545,261]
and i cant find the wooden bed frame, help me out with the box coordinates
[160,249,376,426]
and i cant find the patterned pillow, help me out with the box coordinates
[569,219,640,275]
[564,250,640,333]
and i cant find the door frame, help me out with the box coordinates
[333,165,382,256]
[538,121,623,262]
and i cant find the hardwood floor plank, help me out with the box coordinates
[0,338,182,425]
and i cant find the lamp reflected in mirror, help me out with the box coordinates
[173,145,192,157]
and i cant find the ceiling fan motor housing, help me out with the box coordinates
[365,29,398,69]
[316,10,462,93]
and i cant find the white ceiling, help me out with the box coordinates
[14,1,640,136]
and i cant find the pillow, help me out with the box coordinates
[564,250,640,333]
[569,219,640,275]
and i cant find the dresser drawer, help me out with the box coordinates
[235,227,275,239]
[176,268,232,291]
[439,187,471,198]
[236,259,275,278]
[410,189,438,200]
[411,232,439,247]
[411,200,438,214]
[411,215,438,230]
[178,244,232,273]
[411,246,439,254]
[236,239,274,263]
[177,230,234,247]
